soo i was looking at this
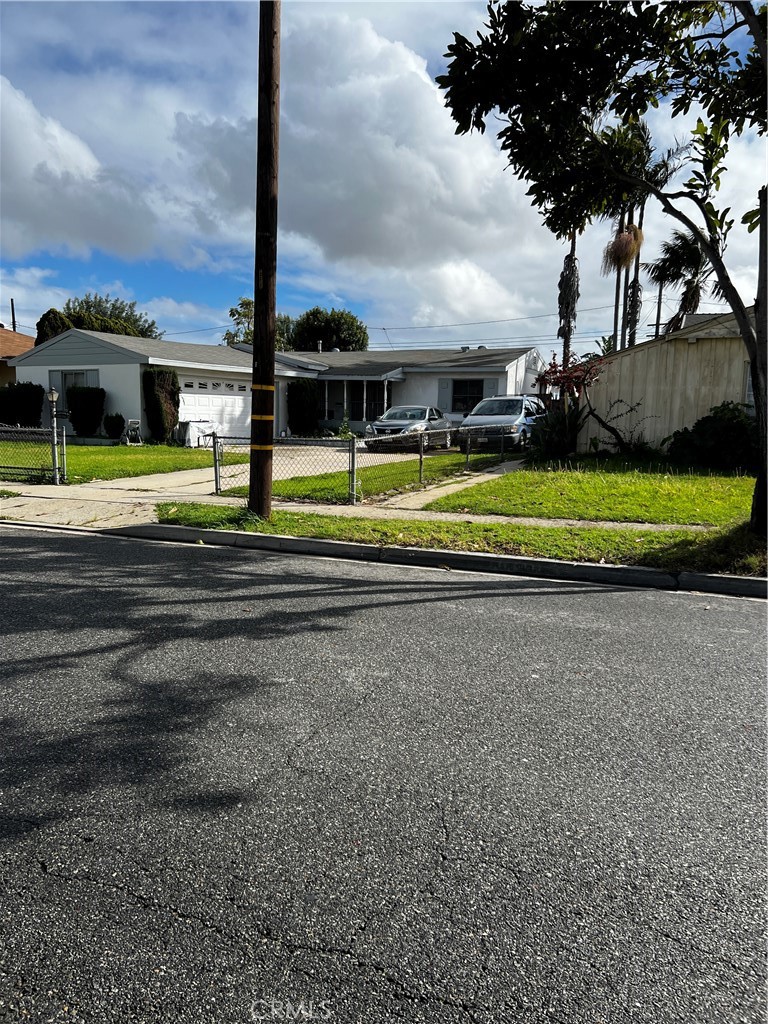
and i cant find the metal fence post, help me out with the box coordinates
[465,432,471,469]
[212,432,221,494]
[348,436,357,505]
[418,431,425,483]
[50,412,60,486]
[59,426,67,482]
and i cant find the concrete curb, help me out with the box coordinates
[94,521,766,598]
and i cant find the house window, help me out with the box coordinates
[225,382,234,391]
[237,384,247,392]
[451,379,484,414]
[183,381,194,389]
[197,381,208,390]
[212,381,221,390]
[50,369,99,396]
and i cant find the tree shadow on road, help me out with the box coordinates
[0,528,632,845]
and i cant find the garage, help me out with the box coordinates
[178,373,252,437]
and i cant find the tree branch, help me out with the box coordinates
[733,0,767,71]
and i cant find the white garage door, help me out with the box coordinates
[178,374,252,437]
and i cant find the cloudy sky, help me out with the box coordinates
[0,1,762,354]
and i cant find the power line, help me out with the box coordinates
[370,304,615,332]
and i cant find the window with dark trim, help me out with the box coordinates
[451,379,484,414]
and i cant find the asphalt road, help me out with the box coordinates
[0,526,764,1024]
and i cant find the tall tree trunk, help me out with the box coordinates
[654,280,664,338]
[619,206,635,351]
[749,186,767,534]
[628,203,645,347]
[611,209,625,349]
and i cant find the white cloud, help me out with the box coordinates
[0,2,761,344]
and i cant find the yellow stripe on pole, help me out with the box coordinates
[250,444,274,451]
[250,414,274,421]
[251,384,275,391]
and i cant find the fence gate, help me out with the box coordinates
[0,425,67,484]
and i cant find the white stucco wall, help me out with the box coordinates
[14,363,142,434]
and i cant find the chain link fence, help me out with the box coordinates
[0,425,67,484]
[212,427,523,505]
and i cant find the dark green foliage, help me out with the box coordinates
[63,293,162,338]
[103,413,126,440]
[67,310,132,335]
[668,402,759,473]
[35,309,73,346]
[286,379,320,436]
[292,307,368,353]
[0,381,45,427]
[528,403,586,460]
[142,369,180,443]
[66,386,106,437]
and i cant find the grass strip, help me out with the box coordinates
[223,452,501,502]
[425,466,754,527]
[156,503,766,577]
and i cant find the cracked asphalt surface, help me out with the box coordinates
[0,526,765,1024]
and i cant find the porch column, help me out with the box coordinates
[324,380,329,420]
[362,379,367,421]
[384,381,389,412]
[343,379,347,418]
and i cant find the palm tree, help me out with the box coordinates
[642,229,723,335]
[600,122,682,348]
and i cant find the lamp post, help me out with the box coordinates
[46,387,60,485]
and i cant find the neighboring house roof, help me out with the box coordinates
[673,307,755,340]
[0,328,35,359]
[11,329,253,372]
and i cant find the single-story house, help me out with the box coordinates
[9,329,547,437]
[0,327,36,386]
[578,309,756,451]
[268,344,548,432]
[10,330,257,437]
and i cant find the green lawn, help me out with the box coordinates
[223,452,501,503]
[0,442,250,484]
[155,503,767,577]
[425,463,755,527]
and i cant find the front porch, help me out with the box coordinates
[318,378,396,432]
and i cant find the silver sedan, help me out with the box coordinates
[364,406,453,449]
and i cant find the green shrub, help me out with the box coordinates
[529,402,586,459]
[667,402,759,473]
[103,413,126,440]
[67,386,106,436]
[142,368,180,443]
[0,381,46,427]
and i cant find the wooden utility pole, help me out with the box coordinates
[249,0,281,517]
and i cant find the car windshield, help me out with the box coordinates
[380,407,427,421]
[470,399,523,417]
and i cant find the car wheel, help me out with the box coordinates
[520,430,528,449]
[442,431,451,449]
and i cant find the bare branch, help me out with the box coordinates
[733,0,767,71]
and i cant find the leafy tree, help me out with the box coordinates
[63,293,162,338]
[292,307,368,353]
[35,308,74,346]
[438,0,766,533]
[223,297,254,347]
[223,297,296,351]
